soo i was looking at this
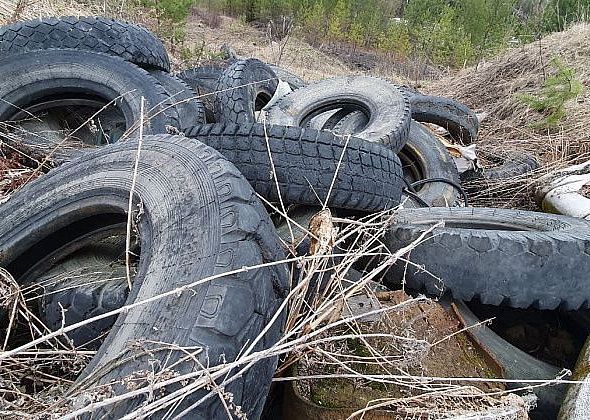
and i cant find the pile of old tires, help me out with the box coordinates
[0,16,588,419]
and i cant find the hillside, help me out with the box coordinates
[428,23,590,208]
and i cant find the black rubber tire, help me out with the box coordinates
[176,65,226,123]
[384,207,590,310]
[0,16,170,71]
[36,234,129,350]
[184,123,405,212]
[268,64,306,89]
[453,300,565,419]
[177,65,225,93]
[0,49,179,157]
[398,123,460,207]
[410,94,479,145]
[149,70,206,131]
[0,134,288,418]
[461,153,540,182]
[214,58,278,124]
[266,76,411,153]
[331,112,460,207]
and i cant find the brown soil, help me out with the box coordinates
[177,12,428,86]
[180,13,352,82]
[296,291,504,413]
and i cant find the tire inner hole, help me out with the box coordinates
[9,95,126,147]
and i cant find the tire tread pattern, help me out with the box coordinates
[185,123,405,211]
[385,207,590,310]
[0,16,170,70]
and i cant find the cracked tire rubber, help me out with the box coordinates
[150,70,206,131]
[384,207,590,310]
[266,76,411,153]
[331,112,460,207]
[184,123,405,212]
[0,16,170,71]
[461,153,540,182]
[409,93,479,144]
[0,134,289,418]
[176,65,227,122]
[0,49,179,157]
[214,58,278,124]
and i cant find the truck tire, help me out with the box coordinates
[0,49,179,159]
[0,16,170,71]
[0,134,288,418]
[409,94,479,145]
[266,76,411,153]
[150,70,206,130]
[214,58,278,124]
[384,207,590,310]
[332,112,460,207]
[176,65,227,123]
[461,153,540,182]
[268,64,306,89]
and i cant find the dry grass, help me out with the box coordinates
[0,4,588,417]
[181,14,353,82]
[0,0,102,24]
[0,203,542,418]
[427,23,590,209]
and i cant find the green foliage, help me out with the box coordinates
[377,21,411,57]
[327,0,347,41]
[189,0,590,68]
[404,0,517,66]
[141,0,197,22]
[457,0,516,53]
[518,57,583,127]
[543,0,590,32]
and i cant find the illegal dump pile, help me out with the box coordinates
[0,16,589,420]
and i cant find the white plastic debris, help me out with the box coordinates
[535,160,590,220]
[438,136,479,173]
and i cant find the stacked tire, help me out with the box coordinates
[0,16,205,161]
[2,15,589,420]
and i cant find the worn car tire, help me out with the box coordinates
[0,134,288,418]
[384,207,590,310]
[461,153,540,182]
[150,70,206,130]
[409,94,479,144]
[0,16,170,70]
[266,76,411,153]
[0,49,179,158]
[185,123,405,212]
[331,112,459,207]
[214,58,278,124]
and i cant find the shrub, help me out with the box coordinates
[518,57,583,127]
